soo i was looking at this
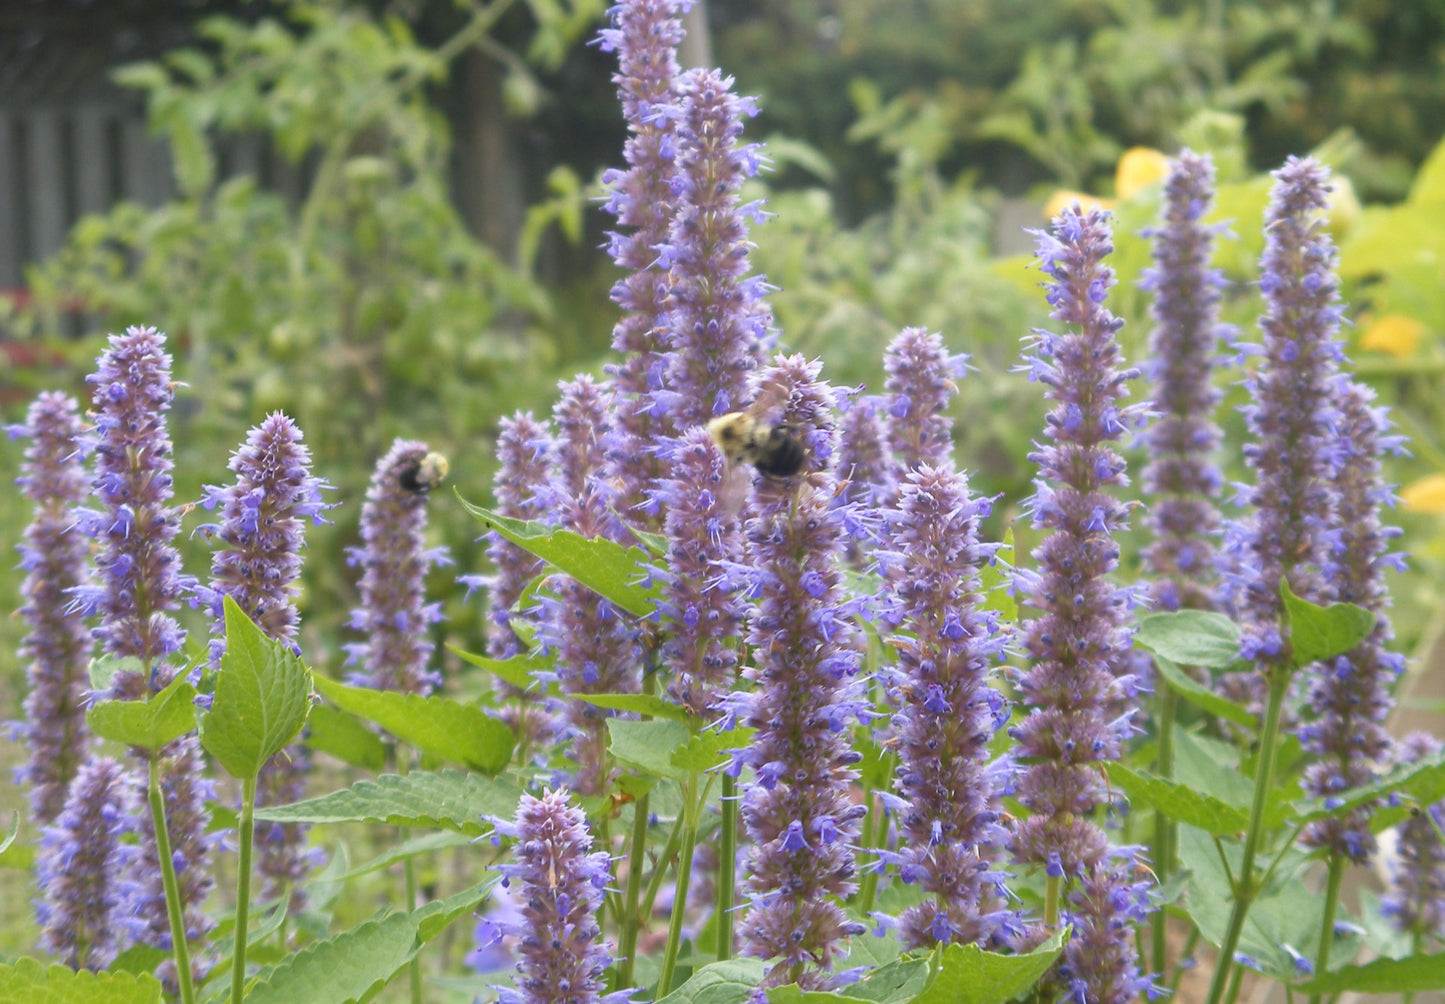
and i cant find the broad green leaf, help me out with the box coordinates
[1172,730,1252,814]
[1152,655,1254,729]
[1297,953,1445,993]
[340,831,474,879]
[457,499,661,618]
[1281,580,1375,667]
[579,692,693,722]
[910,927,1068,1004]
[313,675,514,774]
[447,645,544,691]
[198,596,313,779]
[253,770,521,836]
[0,957,162,1003]
[304,705,387,771]
[656,959,769,1004]
[609,719,691,780]
[86,672,197,751]
[1135,611,1241,669]
[1105,764,1248,835]
[239,911,416,1004]
[671,728,744,774]
[838,956,931,1004]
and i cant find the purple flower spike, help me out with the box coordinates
[598,0,688,521]
[74,325,192,698]
[1140,150,1228,612]
[1383,733,1445,938]
[1057,851,1158,1004]
[493,788,633,1004]
[1299,381,1402,862]
[1221,157,1345,675]
[35,756,137,970]
[197,412,332,905]
[734,354,868,989]
[836,392,892,508]
[657,66,769,430]
[879,464,1013,949]
[882,327,968,488]
[344,438,450,695]
[653,426,747,717]
[14,391,92,825]
[1008,206,1150,1000]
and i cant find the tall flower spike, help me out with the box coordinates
[34,756,137,970]
[1220,156,1345,674]
[1383,732,1445,939]
[1140,150,1228,612]
[492,788,634,1004]
[75,326,215,964]
[881,327,968,492]
[654,66,769,431]
[653,425,747,717]
[197,412,333,906]
[12,391,92,825]
[877,464,1013,949]
[597,0,688,522]
[537,377,641,796]
[73,325,191,698]
[1298,380,1404,862]
[733,354,868,989]
[344,438,450,695]
[1008,206,1152,1002]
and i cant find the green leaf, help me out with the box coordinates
[579,693,692,722]
[1135,610,1241,669]
[1152,655,1254,728]
[911,928,1068,1004]
[1171,730,1252,814]
[656,959,770,1004]
[837,956,931,1004]
[198,596,314,780]
[253,770,521,836]
[1281,580,1376,666]
[313,675,514,774]
[86,671,198,751]
[671,729,744,775]
[340,831,474,879]
[1290,750,1445,826]
[1297,953,1445,993]
[609,718,691,780]
[447,645,545,691]
[456,499,661,618]
[0,957,162,1003]
[304,705,387,771]
[1105,764,1248,835]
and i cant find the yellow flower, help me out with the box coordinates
[1116,147,1171,199]
[1401,474,1445,514]
[1043,189,1115,220]
[1359,314,1425,357]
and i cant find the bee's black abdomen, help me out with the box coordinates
[754,428,805,478]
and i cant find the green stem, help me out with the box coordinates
[1224,959,1245,1004]
[1152,681,1178,976]
[615,792,651,990]
[716,773,737,962]
[642,813,686,920]
[148,755,196,1004]
[657,816,700,998]
[1308,853,1346,1004]
[1044,872,1061,930]
[406,855,422,1003]
[1204,672,1290,1004]
[230,774,257,1004]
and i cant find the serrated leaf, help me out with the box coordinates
[671,729,739,774]
[239,910,417,1004]
[656,959,770,1004]
[198,596,314,779]
[1153,656,1254,728]
[1281,580,1376,667]
[1105,764,1249,835]
[609,718,691,779]
[86,671,197,751]
[447,645,546,691]
[910,927,1068,1004]
[305,705,387,771]
[579,693,692,722]
[457,498,661,618]
[1296,952,1445,993]
[0,957,163,1003]
[254,770,521,835]
[313,675,514,774]
[837,956,931,1004]
[1135,610,1241,669]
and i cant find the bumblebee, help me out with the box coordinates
[398,451,450,494]
[706,411,806,478]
